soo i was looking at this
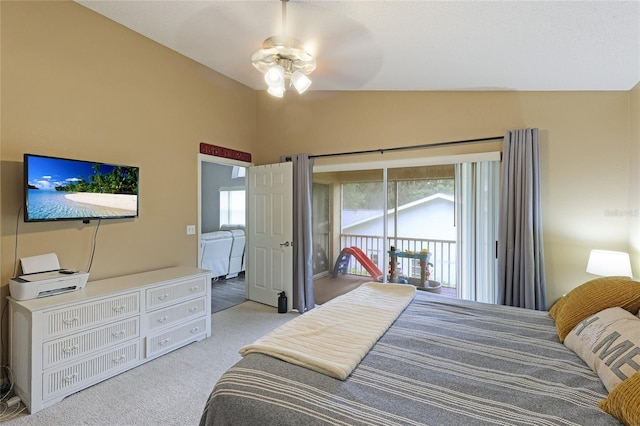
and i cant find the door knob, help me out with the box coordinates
[279,242,290,247]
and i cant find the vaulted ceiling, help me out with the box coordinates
[76,1,640,92]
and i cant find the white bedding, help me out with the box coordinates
[239,282,416,380]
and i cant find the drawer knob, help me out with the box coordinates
[190,326,200,333]
[159,338,170,346]
[189,286,199,292]
[112,330,126,338]
[113,305,126,313]
[112,355,126,363]
[63,345,79,354]
[157,316,168,323]
[64,373,78,384]
[188,307,198,313]
[63,317,80,326]
[157,294,169,301]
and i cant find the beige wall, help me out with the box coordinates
[1,1,637,312]
[257,91,633,305]
[1,1,256,294]
[629,83,640,278]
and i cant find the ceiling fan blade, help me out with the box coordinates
[282,2,384,90]
[171,2,285,88]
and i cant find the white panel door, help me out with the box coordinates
[246,162,293,309]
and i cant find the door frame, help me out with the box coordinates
[197,153,253,280]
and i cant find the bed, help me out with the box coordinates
[200,278,640,426]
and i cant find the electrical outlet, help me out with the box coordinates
[186,225,196,235]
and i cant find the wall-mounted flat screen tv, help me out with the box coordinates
[24,153,139,222]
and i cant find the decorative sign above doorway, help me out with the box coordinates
[200,142,251,163]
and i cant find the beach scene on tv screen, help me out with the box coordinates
[26,156,138,220]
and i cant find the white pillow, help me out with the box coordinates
[564,307,640,393]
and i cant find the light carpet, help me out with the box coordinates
[3,302,298,426]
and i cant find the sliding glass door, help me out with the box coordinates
[386,165,456,290]
[314,169,385,280]
[312,152,500,302]
[312,182,330,275]
[455,161,500,303]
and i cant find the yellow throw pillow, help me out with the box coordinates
[599,371,640,425]
[549,277,640,342]
[564,307,640,393]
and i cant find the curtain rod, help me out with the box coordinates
[288,136,503,161]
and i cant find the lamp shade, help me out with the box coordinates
[586,250,632,278]
[291,71,312,94]
[267,85,284,98]
[264,65,285,88]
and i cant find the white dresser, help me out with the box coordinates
[8,266,211,414]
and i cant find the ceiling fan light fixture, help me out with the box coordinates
[251,0,316,97]
[291,70,311,94]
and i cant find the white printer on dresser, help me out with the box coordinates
[9,253,89,301]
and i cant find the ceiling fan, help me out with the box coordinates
[251,0,316,97]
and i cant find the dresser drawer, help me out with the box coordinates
[43,341,140,401]
[43,317,140,370]
[145,317,207,358]
[42,292,140,339]
[145,277,207,310]
[146,297,206,331]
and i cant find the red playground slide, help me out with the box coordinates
[333,246,383,281]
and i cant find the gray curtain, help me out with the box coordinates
[497,128,547,310]
[289,154,315,312]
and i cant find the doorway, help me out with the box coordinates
[198,154,251,312]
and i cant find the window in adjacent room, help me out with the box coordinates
[219,188,246,227]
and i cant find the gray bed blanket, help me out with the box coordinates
[200,291,621,425]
